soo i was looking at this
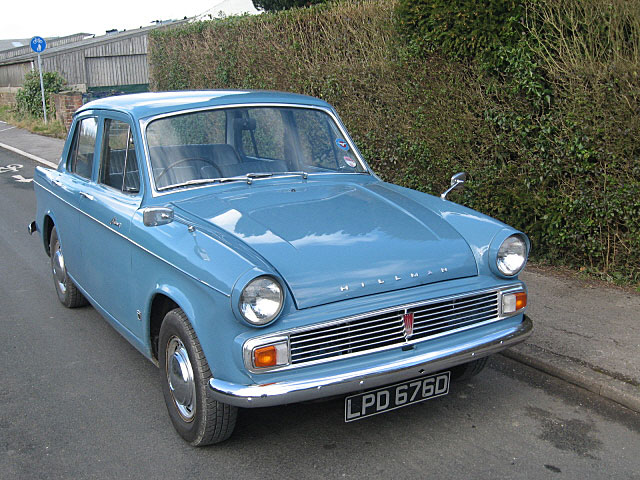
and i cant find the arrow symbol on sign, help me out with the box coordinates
[12,175,33,183]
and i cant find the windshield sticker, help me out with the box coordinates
[344,156,357,168]
[336,138,349,151]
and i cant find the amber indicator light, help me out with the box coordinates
[515,292,527,310]
[254,345,277,368]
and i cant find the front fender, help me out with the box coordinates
[381,183,526,277]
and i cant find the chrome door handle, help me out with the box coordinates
[110,217,121,228]
[52,179,62,187]
[79,192,94,201]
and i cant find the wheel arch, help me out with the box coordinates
[148,288,197,362]
[42,214,55,256]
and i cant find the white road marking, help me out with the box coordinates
[0,126,16,132]
[0,164,22,173]
[12,174,32,183]
[0,142,58,169]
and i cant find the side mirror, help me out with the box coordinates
[440,172,467,200]
[142,207,174,227]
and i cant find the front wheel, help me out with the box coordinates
[159,308,237,446]
[450,356,489,381]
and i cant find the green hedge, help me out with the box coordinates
[149,0,640,284]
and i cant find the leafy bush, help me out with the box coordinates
[396,0,525,62]
[252,0,326,11]
[15,70,65,118]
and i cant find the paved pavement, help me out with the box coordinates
[0,121,63,167]
[1,122,639,414]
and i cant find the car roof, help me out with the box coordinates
[77,90,333,120]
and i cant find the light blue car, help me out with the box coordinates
[30,90,532,445]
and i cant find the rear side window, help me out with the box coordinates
[99,119,140,194]
[69,117,97,179]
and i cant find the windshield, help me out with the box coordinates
[145,106,368,190]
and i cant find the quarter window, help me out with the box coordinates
[99,119,140,193]
[69,117,97,179]
[293,109,340,169]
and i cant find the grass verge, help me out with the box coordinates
[0,105,67,139]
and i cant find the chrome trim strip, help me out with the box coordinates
[414,295,496,315]
[291,312,401,341]
[414,306,498,329]
[139,103,372,198]
[34,180,230,297]
[291,329,403,358]
[243,285,524,373]
[212,316,532,408]
[291,317,402,346]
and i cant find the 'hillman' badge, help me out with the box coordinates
[403,312,414,339]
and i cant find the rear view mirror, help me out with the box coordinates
[441,172,467,200]
[142,207,174,227]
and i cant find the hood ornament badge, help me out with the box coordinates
[403,311,414,340]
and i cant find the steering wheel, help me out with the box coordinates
[155,157,223,185]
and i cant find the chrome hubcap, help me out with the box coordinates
[166,336,196,421]
[52,245,67,295]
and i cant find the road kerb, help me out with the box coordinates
[502,342,640,413]
[0,141,58,169]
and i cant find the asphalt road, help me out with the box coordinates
[1,149,639,479]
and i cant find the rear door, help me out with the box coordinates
[51,114,99,288]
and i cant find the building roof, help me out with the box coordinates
[78,90,332,119]
[0,38,31,52]
[0,33,92,62]
[0,22,184,66]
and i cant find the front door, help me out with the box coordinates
[78,115,143,336]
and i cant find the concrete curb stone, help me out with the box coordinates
[502,343,640,413]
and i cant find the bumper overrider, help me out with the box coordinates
[209,315,532,408]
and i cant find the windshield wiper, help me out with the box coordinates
[219,172,273,184]
[157,178,220,191]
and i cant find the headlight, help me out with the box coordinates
[496,235,528,276]
[239,276,284,326]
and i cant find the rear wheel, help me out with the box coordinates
[450,356,489,381]
[49,226,88,308]
[159,308,237,446]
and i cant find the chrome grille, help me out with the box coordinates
[289,291,499,365]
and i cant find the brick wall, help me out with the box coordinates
[52,92,83,131]
[0,91,16,107]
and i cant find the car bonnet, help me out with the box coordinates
[173,179,478,309]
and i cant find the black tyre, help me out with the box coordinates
[450,356,489,381]
[49,226,88,308]
[159,308,237,446]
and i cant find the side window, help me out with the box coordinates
[69,117,98,179]
[99,119,140,194]
[294,109,339,169]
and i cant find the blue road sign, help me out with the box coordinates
[30,36,47,53]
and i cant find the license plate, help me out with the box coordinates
[344,371,450,422]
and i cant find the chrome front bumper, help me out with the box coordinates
[209,316,532,408]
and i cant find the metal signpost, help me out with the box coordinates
[30,36,48,123]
